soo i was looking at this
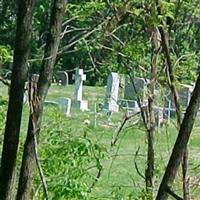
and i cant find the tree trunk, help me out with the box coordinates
[145,27,160,198]
[155,73,200,200]
[156,1,190,198]
[0,0,35,199]
[16,1,64,200]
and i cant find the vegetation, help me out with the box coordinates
[1,84,200,199]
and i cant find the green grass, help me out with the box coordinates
[1,83,200,199]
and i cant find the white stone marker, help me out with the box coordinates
[72,69,88,111]
[58,97,71,116]
[104,72,120,112]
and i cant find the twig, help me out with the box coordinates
[33,132,49,200]
[134,146,145,180]
[87,166,102,193]
[0,76,10,87]
[166,186,183,200]
[111,112,140,147]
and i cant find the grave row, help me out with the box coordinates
[24,69,194,126]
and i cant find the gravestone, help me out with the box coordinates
[104,72,120,112]
[179,84,194,107]
[124,77,147,100]
[58,97,71,116]
[72,69,88,111]
[164,84,194,118]
[165,84,194,108]
[122,77,148,109]
[44,100,59,107]
[54,71,68,86]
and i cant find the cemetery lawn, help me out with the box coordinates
[1,83,200,199]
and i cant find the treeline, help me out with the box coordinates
[0,0,199,85]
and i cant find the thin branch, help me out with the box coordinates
[87,166,102,193]
[58,20,107,54]
[83,39,101,74]
[33,132,49,200]
[134,146,145,180]
[0,76,10,87]
[166,186,183,200]
[111,112,140,147]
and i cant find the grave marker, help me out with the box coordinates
[72,69,88,111]
[58,97,71,116]
[55,71,69,86]
[104,72,120,112]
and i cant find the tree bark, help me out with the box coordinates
[16,1,64,200]
[0,0,35,199]
[156,1,190,199]
[155,73,200,200]
[145,27,160,197]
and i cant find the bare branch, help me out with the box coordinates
[0,76,10,87]
[134,147,145,180]
[166,186,183,200]
[111,112,140,147]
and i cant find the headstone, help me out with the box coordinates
[179,84,194,107]
[124,77,147,101]
[93,103,97,127]
[55,71,69,86]
[165,85,194,109]
[120,77,148,110]
[44,100,59,107]
[104,72,120,112]
[58,97,71,116]
[72,69,88,111]
[165,84,194,115]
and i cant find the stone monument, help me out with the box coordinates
[72,69,88,111]
[104,72,120,112]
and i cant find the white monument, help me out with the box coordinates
[58,97,71,116]
[72,69,88,111]
[104,72,120,112]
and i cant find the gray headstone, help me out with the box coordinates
[58,97,71,116]
[55,71,69,86]
[165,84,194,109]
[44,100,59,107]
[124,77,147,101]
[104,72,120,112]
[164,84,194,119]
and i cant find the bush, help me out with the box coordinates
[33,109,106,200]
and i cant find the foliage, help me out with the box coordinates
[0,45,12,68]
[34,108,106,200]
[1,0,199,85]
[0,96,7,137]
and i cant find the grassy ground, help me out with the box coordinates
[0,82,200,199]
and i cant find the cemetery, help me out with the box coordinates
[1,68,199,199]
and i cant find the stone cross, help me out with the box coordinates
[72,69,88,111]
